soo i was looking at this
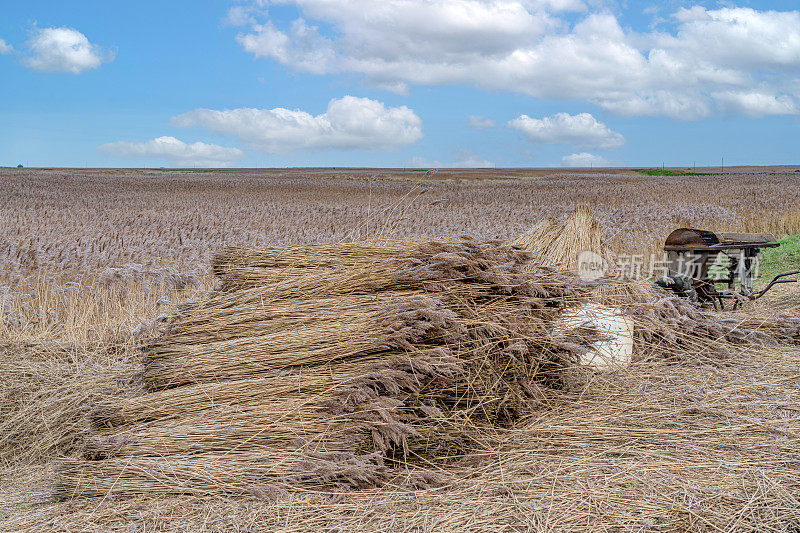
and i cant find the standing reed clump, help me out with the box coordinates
[515,205,616,273]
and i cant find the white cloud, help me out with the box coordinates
[231,2,800,119]
[535,0,586,11]
[508,112,625,150]
[407,149,495,168]
[406,156,443,168]
[0,39,12,55]
[224,5,258,26]
[171,96,423,153]
[236,19,338,76]
[23,27,113,74]
[560,152,614,167]
[468,115,495,129]
[666,7,800,70]
[712,90,799,117]
[234,0,563,92]
[98,136,245,167]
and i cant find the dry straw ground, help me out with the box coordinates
[2,167,800,531]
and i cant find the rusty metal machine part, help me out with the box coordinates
[657,228,797,310]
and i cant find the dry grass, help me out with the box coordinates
[2,167,800,531]
[3,347,799,531]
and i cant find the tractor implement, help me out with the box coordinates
[655,228,798,310]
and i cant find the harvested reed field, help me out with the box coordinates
[2,167,800,531]
[4,347,800,531]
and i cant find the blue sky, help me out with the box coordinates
[1,0,800,168]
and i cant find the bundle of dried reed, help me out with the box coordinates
[587,278,774,359]
[728,310,800,344]
[212,242,420,291]
[214,242,418,272]
[56,240,594,497]
[514,218,560,252]
[55,238,791,500]
[211,239,559,293]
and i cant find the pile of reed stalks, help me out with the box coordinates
[588,278,776,359]
[54,238,789,500]
[729,310,800,345]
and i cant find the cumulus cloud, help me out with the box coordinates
[560,152,614,167]
[23,27,113,74]
[666,7,800,70]
[171,96,423,153]
[468,115,495,129]
[0,39,12,54]
[230,2,800,119]
[712,90,799,117]
[98,136,245,167]
[508,112,625,150]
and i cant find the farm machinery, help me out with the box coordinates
[656,228,798,310]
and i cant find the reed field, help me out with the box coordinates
[3,167,800,283]
[2,166,800,531]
